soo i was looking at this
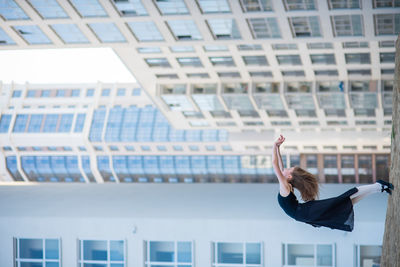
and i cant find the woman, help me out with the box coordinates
[273,135,394,232]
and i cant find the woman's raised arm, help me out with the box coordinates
[272,135,291,196]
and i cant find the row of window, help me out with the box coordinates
[0,12,399,46]
[11,88,141,99]
[13,238,382,267]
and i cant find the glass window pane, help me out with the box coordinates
[29,0,68,19]
[45,239,59,259]
[207,19,241,39]
[289,16,322,37]
[110,241,124,261]
[247,17,281,38]
[167,20,202,40]
[88,23,126,43]
[246,243,261,264]
[197,0,230,13]
[0,27,16,45]
[112,0,148,16]
[154,0,189,15]
[0,0,29,20]
[240,0,273,11]
[177,242,191,263]
[218,243,243,264]
[83,240,107,261]
[360,245,381,267]
[287,244,314,265]
[150,241,174,262]
[21,263,43,267]
[127,21,164,41]
[317,244,332,266]
[13,25,52,44]
[69,0,107,17]
[20,239,43,259]
[51,24,89,44]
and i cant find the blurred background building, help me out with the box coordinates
[0,0,398,266]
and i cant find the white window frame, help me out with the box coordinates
[355,244,382,267]
[282,243,336,267]
[144,240,194,267]
[78,239,126,267]
[14,237,61,267]
[212,241,264,267]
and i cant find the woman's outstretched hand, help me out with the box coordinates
[274,134,285,147]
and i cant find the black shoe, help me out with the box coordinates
[383,187,392,195]
[377,179,394,190]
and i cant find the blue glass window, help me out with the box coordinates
[132,88,141,95]
[127,21,164,42]
[79,240,124,265]
[88,23,126,43]
[175,156,191,175]
[0,27,16,45]
[138,47,162,53]
[27,114,44,133]
[101,88,110,96]
[191,156,207,175]
[58,114,73,132]
[65,156,82,182]
[56,89,66,97]
[21,156,38,180]
[112,0,148,16]
[185,130,202,141]
[74,113,86,133]
[208,156,224,175]
[105,107,124,142]
[16,238,60,266]
[86,88,95,97]
[154,0,189,15]
[117,88,126,96]
[224,156,240,174]
[81,156,95,182]
[127,156,144,175]
[36,156,54,181]
[159,156,175,175]
[169,128,185,141]
[40,90,50,97]
[43,114,59,133]
[71,89,80,97]
[89,108,106,141]
[51,23,89,43]
[167,20,202,40]
[197,0,230,13]
[113,156,129,178]
[0,114,12,133]
[97,156,115,182]
[29,0,68,19]
[50,156,68,179]
[143,156,160,175]
[120,106,139,141]
[0,0,29,20]
[202,129,219,141]
[12,90,22,97]
[26,90,36,97]
[6,156,24,181]
[207,19,241,39]
[136,106,155,141]
[69,0,107,17]
[177,57,203,67]
[13,25,52,44]
[13,114,29,132]
[152,110,169,141]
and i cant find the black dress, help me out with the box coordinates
[277,187,358,232]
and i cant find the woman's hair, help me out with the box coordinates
[289,166,319,201]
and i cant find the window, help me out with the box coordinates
[284,0,317,10]
[167,20,203,40]
[379,40,395,47]
[0,27,15,45]
[127,21,164,41]
[247,18,281,38]
[218,72,241,78]
[88,23,126,43]
[324,109,346,117]
[296,109,316,117]
[345,53,370,64]
[170,46,194,52]
[28,0,68,19]
[237,44,263,50]
[307,42,333,49]
[14,238,60,266]
[249,71,273,77]
[282,70,305,76]
[13,25,52,44]
[177,57,203,67]
[145,58,171,68]
[342,41,369,48]
[348,69,371,76]
[101,89,110,96]
[380,52,396,63]
[381,68,394,75]
[210,56,235,66]
[355,245,382,267]
[0,0,29,20]
[213,242,262,266]
[132,88,141,96]
[154,0,189,15]
[187,73,209,78]
[374,14,400,35]
[289,16,322,37]
[0,114,12,133]
[239,0,273,11]
[51,24,89,44]
[331,15,363,36]
[373,0,400,8]
[145,241,193,267]
[71,89,80,97]
[196,0,231,13]
[310,54,336,64]
[207,19,241,40]
[112,0,148,16]
[272,43,297,50]
[328,0,361,9]
[242,55,268,66]
[79,240,125,266]
[314,70,338,76]
[204,45,228,51]
[277,55,302,65]
[138,47,161,53]
[86,89,94,97]
[12,90,22,98]
[283,243,334,266]
[69,0,107,17]
[157,74,179,79]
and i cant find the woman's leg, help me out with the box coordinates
[350,183,382,205]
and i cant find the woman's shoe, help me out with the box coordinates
[383,187,392,195]
[377,179,394,190]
